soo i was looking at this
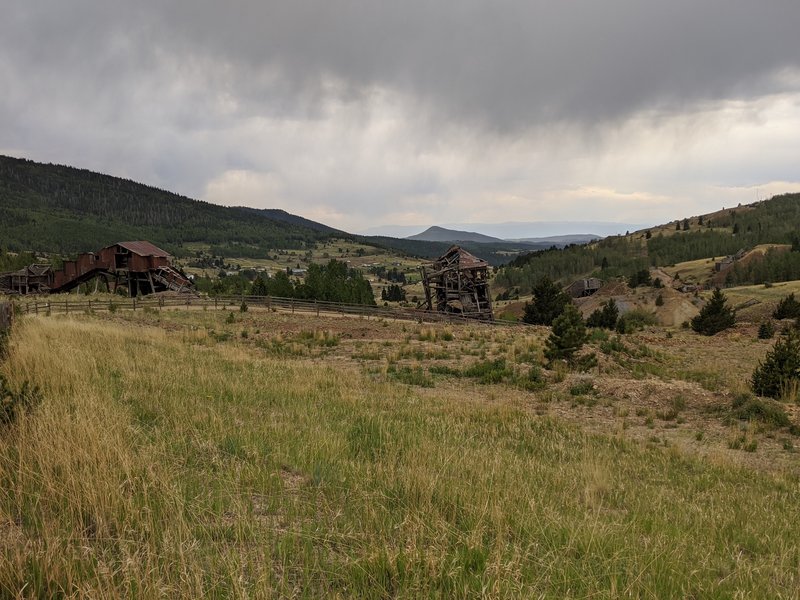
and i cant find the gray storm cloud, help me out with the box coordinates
[6,1,800,128]
[2,1,800,229]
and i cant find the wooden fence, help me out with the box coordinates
[0,302,11,333]
[16,295,528,328]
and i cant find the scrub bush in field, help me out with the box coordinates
[751,329,800,400]
[774,293,800,320]
[545,304,587,365]
[691,288,735,336]
[586,299,619,330]
[758,320,775,340]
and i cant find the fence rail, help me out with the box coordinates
[15,295,529,328]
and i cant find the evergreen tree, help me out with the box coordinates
[628,269,652,288]
[691,288,735,335]
[267,271,295,298]
[381,284,406,302]
[758,320,775,340]
[751,329,800,399]
[544,304,587,365]
[586,299,619,329]
[251,275,268,296]
[522,276,571,326]
[773,293,800,320]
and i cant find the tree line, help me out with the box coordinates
[195,260,375,305]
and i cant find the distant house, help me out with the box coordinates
[714,258,734,272]
[290,268,307,277]
[0,264,52,295]
[714,249,747,272]
[565,278,602,298]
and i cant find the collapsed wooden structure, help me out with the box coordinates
[0,241,192,297]
[420,246,493,321]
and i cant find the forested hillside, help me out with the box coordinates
[497,193,800,292]
[0,155,339,256]
[0,155,556,266]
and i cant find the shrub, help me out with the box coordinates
[751,329,800,400]
[758,320,776,340]
[586,299,619,330]
[387,366,433,387]
[773,293,800,320]
[655,293,664,307]
[225,311,236,324]
[600,336,627,354]
[691,288,735,335]
[522,277,571,326]
[240,300,248,313]
[545,304,587,365]
[569,378,595,396]
[628,269,651,288]
[731,392,790,428]
[1,374,42,426]
[617,308,659,334]
[516,365,547,391]
[463,358,513,384]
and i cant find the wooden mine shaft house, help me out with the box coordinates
[0,241,192,297]
[420,245,494,321]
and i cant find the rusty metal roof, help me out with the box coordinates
[439,245,489,270]
[114,241,170,257]
[3,264,52,277]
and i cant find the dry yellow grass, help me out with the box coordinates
[1,314,800,597]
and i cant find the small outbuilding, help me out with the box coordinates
[566,278,602,298]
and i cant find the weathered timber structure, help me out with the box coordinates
[0,241,192,297]
[565,277,603,298]
[420,245,493,321]
[0,265,53,295]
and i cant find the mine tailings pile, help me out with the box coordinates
[0,241,192,297]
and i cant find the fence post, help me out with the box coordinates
[316,300,319,317]
[132,298,136,311]
[291,299,294,313]
[65,299,69,314]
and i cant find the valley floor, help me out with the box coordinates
[1,307,800,597]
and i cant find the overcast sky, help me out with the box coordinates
[2,1,800,234]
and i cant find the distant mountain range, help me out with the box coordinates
[407,226,504,244]
[405,226,601,246]
[362,220,649,240]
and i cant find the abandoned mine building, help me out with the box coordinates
[565,277,603,298]
[420,245,493,321]
[0,241,192,297]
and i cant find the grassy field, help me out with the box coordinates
[2,309,800,597]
